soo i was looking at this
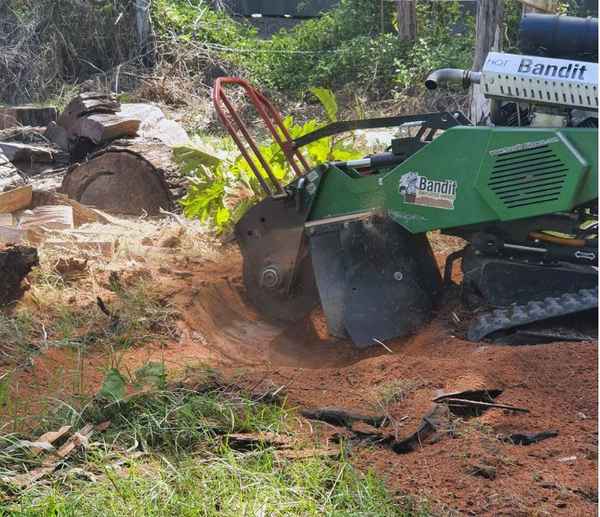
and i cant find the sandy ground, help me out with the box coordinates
[3,227,597,516]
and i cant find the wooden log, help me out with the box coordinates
[45,122,70,151]
[0,185,32,214]
[0,126,47,145]
[31,190,108,227]
[60,147,173,215]
[57,93,120,130]
[0,106,57,130]
[69,113,140,144]
[0,245,38,306]
[18,205,74,231]
[0,142,61,164]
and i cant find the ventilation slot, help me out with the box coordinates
[489,147,566,210]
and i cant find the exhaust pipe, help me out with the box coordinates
[425,68,481,90]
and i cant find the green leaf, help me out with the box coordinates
[215,206,231,227]
[172,145,222,172]
[99,368,126,400]
[309,87,338,122]
[135,362,167,390]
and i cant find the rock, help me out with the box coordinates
[120,104,190,146]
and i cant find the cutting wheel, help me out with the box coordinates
[241,249,320,322]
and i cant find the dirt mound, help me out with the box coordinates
[5,242,597,516]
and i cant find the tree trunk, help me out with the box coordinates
[519,0,558,13]
[396,0,417,42]
[470,0,504,123]
[135,0,157,67]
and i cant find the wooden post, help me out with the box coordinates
[396,0,417,42]
[134,0,157,67]
[470,0,504,123]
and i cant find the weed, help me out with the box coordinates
[373,378,426,411]
[0,376,430,516]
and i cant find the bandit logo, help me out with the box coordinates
[398,171,457,210]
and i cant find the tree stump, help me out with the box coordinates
[0,245,38,306]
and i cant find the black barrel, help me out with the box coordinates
[519,14,598,62]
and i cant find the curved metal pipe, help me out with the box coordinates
[425,69,481,90]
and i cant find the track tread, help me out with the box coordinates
[467,287,598,342]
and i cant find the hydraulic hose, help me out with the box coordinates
[425,69,481,90]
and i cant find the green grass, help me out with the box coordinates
[0,374,432,516]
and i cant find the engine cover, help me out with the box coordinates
[481,52,598,110]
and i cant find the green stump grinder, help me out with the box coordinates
[213,13,598,347]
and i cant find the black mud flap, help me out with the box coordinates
[309,215,442,347]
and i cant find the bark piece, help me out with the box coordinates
[301,407,386,428]
[60,147,174,215]
[0,106,57,130]
[500,430,558,445]
[0,245,38,305]
[69,113,140,144]
[0,149,25,191]
[31,426,72,455]
[0,185,32,214]
[391,404,450,454]
[226,432,293,449]
[275,448,340,460]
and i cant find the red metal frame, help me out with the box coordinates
[212,77,311,196]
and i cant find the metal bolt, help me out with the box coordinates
[393,271,404,281]
[260,266,281,289]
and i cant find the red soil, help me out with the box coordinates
[5,244,597,516]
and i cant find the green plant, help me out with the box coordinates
[394,1,474,94]
[177,89,361,234]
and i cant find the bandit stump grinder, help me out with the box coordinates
[212,13,598,348]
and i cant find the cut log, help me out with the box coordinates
[60,146,175,215]
[0,142,62,164]
[18,205,74,231]
[0,106,57,130]
[31,190,108,227]
[0,126,47,145]
[0,150,25,192]
[69,113,140,144]
[0,185,32,214]
[110,139,188,199]
[57,93,120,130]
[0,245,38,306]
[45,122,70,151]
